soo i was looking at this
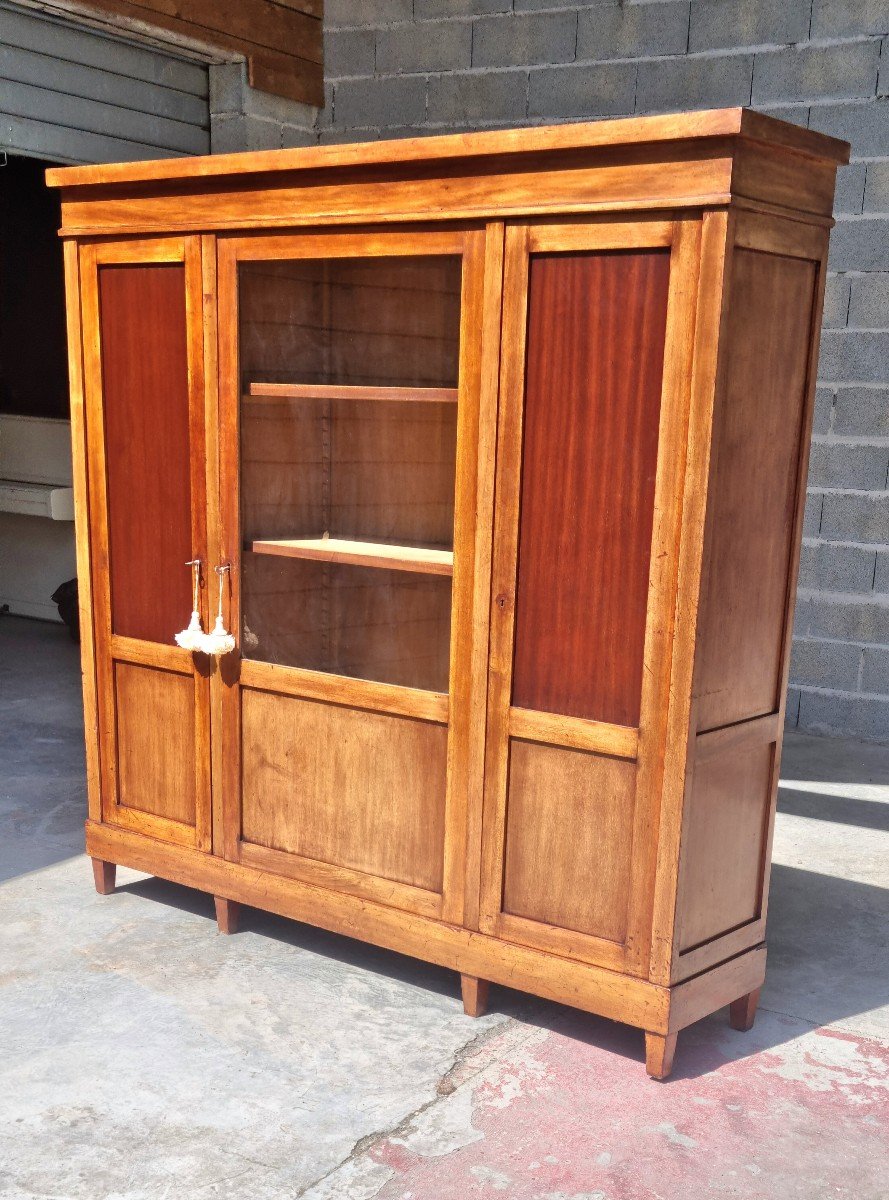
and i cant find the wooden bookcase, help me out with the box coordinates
[48,109,849,1079]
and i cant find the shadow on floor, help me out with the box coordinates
[119,852,889,1082]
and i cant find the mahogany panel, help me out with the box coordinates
[502,739,636,944]
[512,249,671,726]
[694,250,817,731]
[240,688,448,892]
[676,741,775,952]
[99,264,193,644]
[114,661,197,826]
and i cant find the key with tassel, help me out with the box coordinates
[175,559,205,651]
[202,563,236,656]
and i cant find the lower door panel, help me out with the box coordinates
[239,688,447,907]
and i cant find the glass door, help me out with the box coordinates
[215,229,492,922]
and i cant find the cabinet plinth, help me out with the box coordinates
[52,109,848,1080]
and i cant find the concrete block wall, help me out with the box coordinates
[313,0,889,744]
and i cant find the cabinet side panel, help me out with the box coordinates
[240,689,447,893]
[512,249,670,727]
[694,249,817,731]
[677,741,774,951]
[99,264,192,644]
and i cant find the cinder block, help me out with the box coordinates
[862,645,889,693]
[875,551,889,591]
[833,162,867,214]
[811,0,889,40]
[790,638,862,691]
[809,101,889,157]
[325,28,376,79]
[753,41,880,105]
[471,11,578,69]
[426,70,528,124]
[849,275,889,327]
[377,20,471,74]
[514,0,598,8]
[784,685,801,728]
[822,274,850,328]
[820,492,889,545]
[210,113,280,154]
[812,386,835,434]
[280,124,318,149]
[863,161,889,212]
[315,80,335,130]
[798,540,878,593]
[807,441,889,490]
[635,53,753,114]
[318,127,380,144]
[803,490,824,536]
[528,62,637,119]
[832,387,889,436]
[416,0,510,15]
[333,75,426,128]
[690,0,810,51]
[798,690,889,742]
[208,63,244,115]
[325,0,412,29]
[818,328,889,383]
[577,2,689,62]
[795,593,889,643]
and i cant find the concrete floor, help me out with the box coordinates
[1,614,887,1200]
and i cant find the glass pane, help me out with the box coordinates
[238,255,462,692]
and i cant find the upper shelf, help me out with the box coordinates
[251,536,454,577]
[246,383,458,404]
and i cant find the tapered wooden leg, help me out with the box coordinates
[461,974,490,1017]
[645,1031,678,1080]
[729,987,761,1032]
[214,896,240,934]
[91,858,116,895]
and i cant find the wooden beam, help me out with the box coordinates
[64,0,323,105]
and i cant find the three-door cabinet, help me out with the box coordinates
[49,108,849,1079]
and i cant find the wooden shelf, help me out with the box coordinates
[246,382,458,403]
[251,536,454,576]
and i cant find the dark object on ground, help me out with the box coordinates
[51,578,79,641]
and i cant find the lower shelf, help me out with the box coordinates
[251,535,454,576]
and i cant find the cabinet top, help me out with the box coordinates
[47,108,848,192]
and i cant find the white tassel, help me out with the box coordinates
[175,560,205,651]
[200,564,236,656]
[201,615,236,656]
[175,609,204,652]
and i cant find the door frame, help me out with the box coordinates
[211,224,503,924]
[478,216,703,975]
[79,235,212,850]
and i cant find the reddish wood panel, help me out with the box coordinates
[100,265,193,644]
[694,250,817,731]
[511,249,671,726]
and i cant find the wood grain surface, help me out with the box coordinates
[512,248,671,726]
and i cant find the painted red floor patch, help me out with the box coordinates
[367,1009,889,1200]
